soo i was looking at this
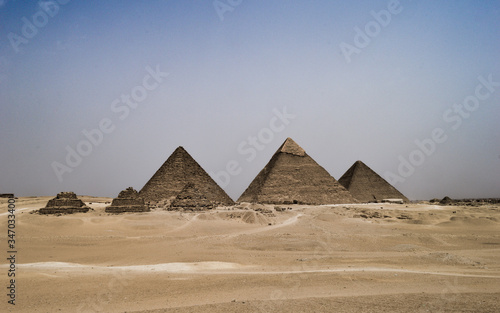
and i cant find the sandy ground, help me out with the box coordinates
[1,197,499,312]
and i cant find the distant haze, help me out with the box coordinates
[1,1,499,200]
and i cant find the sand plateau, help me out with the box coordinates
[1,196,499,312]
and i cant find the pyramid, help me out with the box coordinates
[139,146,234,205]
[105,187,150,213]
[169,183,214,211]
[439,196,453,205]
[39,192,90,214]
[238,138,357,205]
[338,160,409,203]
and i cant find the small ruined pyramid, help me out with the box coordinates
[439,196,453,205]
[238,138,357,204]
[139,146,234,205]
[105,187,150,213]
[169,182,214,211]
[39,192,90,214]
[338,160,409,203]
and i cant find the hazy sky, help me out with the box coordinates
[1,0,499,200]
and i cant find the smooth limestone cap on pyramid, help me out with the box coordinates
[139,146,234,205]
[338,160,409,203]
[238,138,357,205]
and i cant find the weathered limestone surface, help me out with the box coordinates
[169,183,214,211]
[238,138,357,205]
[338,160,409,203]
[139,146,234,205]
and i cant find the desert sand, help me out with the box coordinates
[1,197,500,312]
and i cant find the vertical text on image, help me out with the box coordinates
[6,195,17,306]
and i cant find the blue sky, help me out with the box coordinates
[1,0,499,200]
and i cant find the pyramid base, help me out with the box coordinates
[168,205,214,212]
[105,206,150,213]
[39,207,90,214]
[242,198,355,205]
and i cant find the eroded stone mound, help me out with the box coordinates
[440,196,454,205]
[169,183,214,211]
[105,187,149,213]
[39,192,90,214]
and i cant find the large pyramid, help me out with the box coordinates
[238,138,357,204]
[338,160,409,203]
[139,146,234,205]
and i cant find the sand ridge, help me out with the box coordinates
[6,262,500,279]
[1,197,499,312]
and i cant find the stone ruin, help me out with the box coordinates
[39,192,90,214]
[168,183,214,211]
[105,187,149,213]
[440,196,454,205]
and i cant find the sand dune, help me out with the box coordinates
[1,197,499,312]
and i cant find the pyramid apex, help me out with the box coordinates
[279,137,306,156]
[172,146,190,156]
